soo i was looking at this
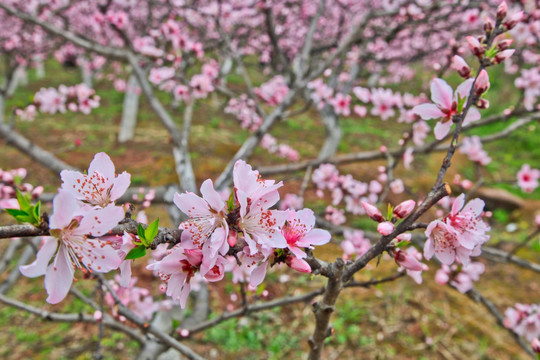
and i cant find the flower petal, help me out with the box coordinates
[434,121,452,140]
[19,237,58,278]
[45,245,74,304]
[412,103,446,120]
[200,179,225,212]
[431,78,453,109]
[88,152,115,181]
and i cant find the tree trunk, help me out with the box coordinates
[317,105,341,161]
[118,74,141,143]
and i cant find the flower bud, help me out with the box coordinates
[496,2,507,21]
[361,201,384,222]
[450,55,470,78]
[393,200,416,218]
[396,233,411,243]
[532,338,540,354]
[483,17,494,34]
[394,249,423,271]
[466,36,484,57]
[503,11,523,31]
[493,49,515,64]
[475,98,490,109]
[286,256,311,273]
[377,221,395,236]
[474,69,490,96]
[497,39,513,51]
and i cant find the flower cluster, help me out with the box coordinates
[435,261,485,293]
[148,160,330,308]
[504,303,540,342]
[424,194,490,266]
[20,153,130,304]
[16,84,100,121]
[0,168,43,210]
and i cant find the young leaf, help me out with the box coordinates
[137,223,146,241]
[16,190,31,212]
[5,208,29,218]
[145,218,159,245]
[32,202,41,223]
[125,245,147,260]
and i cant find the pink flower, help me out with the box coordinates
[341,230,371,260]
[325,206,346,225]
[397,247,428,284]
[403,147,414,169]
[424,220,461,265]
[413,78,481,139]
[282,209,331,260]
[20,191,123,304]
[331,93,351,116]
[377,221,395,236]
[447,194,490,251]
[517,164,540,193]
[175,179,229,275]
[233,160,288,253]
[61,152,131,208]
[279,193,304,210]
[459,136,491,165]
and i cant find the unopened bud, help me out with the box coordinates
[483,17,494,34]
[497,39,513,51]
[286,256,311,273]
[450,55,471,78]
[393,200,416,219]
[466,36,484,57]
[493,49,515,64]
[503,11,524,31]
[496,2,507,21]
[532,338,540,354]
[377,221,395,236]
[476,98,490,109]
[474,69,490,96]
[361,201,384,222]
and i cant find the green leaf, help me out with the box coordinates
[485,45,498,58]
[5,208,29,218]
[387,204,394,221]
[144,218,159,245]
[32,202,41,223]
[16,190,31,212]
[227,191,235,212]
[137,223,146,241]
[125,245,147,260]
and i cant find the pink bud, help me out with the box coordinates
[483,17,494,33]
[377,221,395,236]
[396,233,411,243]
[435,268,450,285]
[93,310,103,321]
[476,98,490,109]
[31,185,44,199]
[496,2,507,21]
[379,145,387,153]
[393,200,415,218]
[286,256,311,273]
[361,201,384,222]
[474,69,490,95]
[394,249,423,271]
[493,49,515,64]
[503,11,524,30]
[178,329,190,337]
[228,231,237,247]
[74,139,82,147]
[466,36,484,57]
[497,39,513,51]
[535,214,540,228]
[450,55,471,78]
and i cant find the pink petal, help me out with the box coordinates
[463,107,481,126]
[81,239,122,272]
[452,194,465,216]
[435,245,456,265]
[50,191,82,229]
[118,260,132,287]
[45,245,74,304]
[19,237,58,278]
[77,205,124,237]
[59,170,85,197]
[288,245,307,259]
[298,228,331,247]
[434,121,452,140]
[412,103,446,120]
[430,78,453,109]
[233,160,260,196]
[462,198,485,217]
[423,238,435,260]
[249,262,268,287]
[295,208,316,230]
[174,192,210,218]
[200,179,225,212]
[88,152,115,181]
[455,78,474,100]
[109,172,131,201]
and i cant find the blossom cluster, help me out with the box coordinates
[504,303,540,342]
[148,160,330,308]
[435,260,485,293]
[16,84,100,121]
[425,194,490,266]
